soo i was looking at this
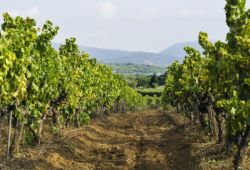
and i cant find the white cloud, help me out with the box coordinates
[179,8,205,18]
[8,6,39,18]
[135,8,161,21]
[97,1,116,19]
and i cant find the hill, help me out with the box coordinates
[53,41,203,66]
[159,41,204,61]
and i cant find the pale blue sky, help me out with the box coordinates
[0,0,249,52]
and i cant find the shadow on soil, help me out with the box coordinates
[161,111,200,170]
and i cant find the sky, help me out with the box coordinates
[0,0,250,52]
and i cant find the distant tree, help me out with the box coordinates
[149,73,158,87]
[158,71,167,86]
[136,75,150,87]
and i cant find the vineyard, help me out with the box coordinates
[162,0,250,169]
[0,0,249,170]
[0,12,147,161]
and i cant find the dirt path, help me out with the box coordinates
[4,108,199,170]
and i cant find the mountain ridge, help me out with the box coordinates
[53,41,203,66]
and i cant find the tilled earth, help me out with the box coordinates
[1,108,238,170]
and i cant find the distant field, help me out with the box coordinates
[136,86,164,97]
[108,63,165,75]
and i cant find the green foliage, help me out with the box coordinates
[108,63,165,75]
[0,13,147,149]
[121,73,166,89]
[51,126,60,135]
[162,0,250,138]
[162,1,250,168]
[146,96,153,105]
[149,73,158,88]
[24,130,36,145]
[136,86,164,97]
[79,112,91,125]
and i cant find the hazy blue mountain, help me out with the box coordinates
[52,43,132,61]
[78,46,133,61]
[159,41,203,62]
[107,52,166,66]
[52,41,203,66]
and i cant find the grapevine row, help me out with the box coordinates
[162,0,250,169]
[0,13,146,158]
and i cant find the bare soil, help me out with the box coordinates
[0,108,249,170]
